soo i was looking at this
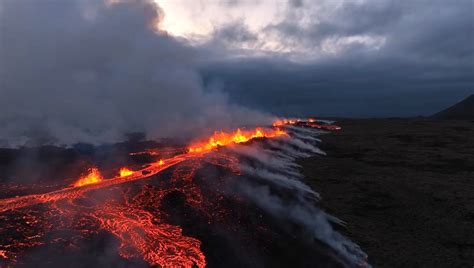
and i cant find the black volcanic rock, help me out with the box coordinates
[432,94,474,119]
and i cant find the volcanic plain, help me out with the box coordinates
[301,118,474,267]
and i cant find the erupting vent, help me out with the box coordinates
[0,119,368,268]
[74,167,104,187]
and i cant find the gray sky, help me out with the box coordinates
[0,0,472,145]
[157,0,473,117]
[0,0,269,146]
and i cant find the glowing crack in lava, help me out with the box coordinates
[90,200,206,268]
[0,120,350,267]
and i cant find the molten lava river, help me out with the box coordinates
[0,120,369,268]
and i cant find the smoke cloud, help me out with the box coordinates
[0,0,269,147]
[228,129,368,266]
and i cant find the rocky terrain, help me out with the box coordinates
[301,118,474,267]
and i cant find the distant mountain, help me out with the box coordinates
[432,94,474,119]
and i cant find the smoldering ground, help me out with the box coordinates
[221,129,368,266]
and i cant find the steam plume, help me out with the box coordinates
[0,0,268,147]
[229,129,368,266]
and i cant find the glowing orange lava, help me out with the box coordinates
[119,167,134,177]
[273,118,341,131]
[272,118,300,127]
[0,119,333,267]
[92,201,206,268]
[73,167,103,187]
[188,127,287,153]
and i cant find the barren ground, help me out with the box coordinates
[300,118,474,267]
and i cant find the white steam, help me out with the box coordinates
[229,127,369,266]
[0,0,269,147]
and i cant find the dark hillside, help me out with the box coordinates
[432,94,474,119]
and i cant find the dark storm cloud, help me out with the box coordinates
[273,1,403,38]
[0,0,268,147]
[201,0,474,117]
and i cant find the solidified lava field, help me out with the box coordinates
[0,120,368,268]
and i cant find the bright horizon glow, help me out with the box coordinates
[154,0,386,59]
[155,0,283,39]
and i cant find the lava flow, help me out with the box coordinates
[273,118,341,130]
[188,127,286,153]
[0,125,289,267]
[0,119,350,268]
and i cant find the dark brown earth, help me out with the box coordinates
[300,119,474,268]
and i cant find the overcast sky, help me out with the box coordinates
[158,0,473,117]
[0,0,472,146]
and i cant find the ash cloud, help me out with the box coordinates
[0,0,269,147]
